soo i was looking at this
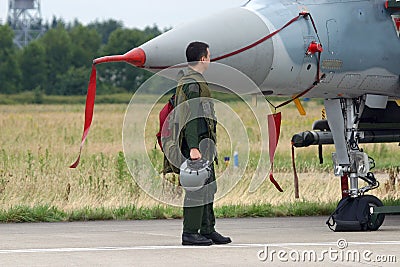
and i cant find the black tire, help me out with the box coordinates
[363,195,385,231]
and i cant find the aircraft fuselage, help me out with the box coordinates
[137,0,400,98]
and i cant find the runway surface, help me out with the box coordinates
[0,216,399,266]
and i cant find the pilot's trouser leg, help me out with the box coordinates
[183,198,204,234]
[200,164,216,235]
[183,164,217,234]
[199,202,216,235]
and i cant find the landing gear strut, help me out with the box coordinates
[292,96,400,230]
[324,97,386,229]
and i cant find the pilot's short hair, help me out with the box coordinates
[186,41,209,65]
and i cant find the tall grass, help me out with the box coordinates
[0,101,399,222]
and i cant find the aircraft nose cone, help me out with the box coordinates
[139,7,273,86]
[93,47,146,67]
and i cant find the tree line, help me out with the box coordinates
[0,19,162,95]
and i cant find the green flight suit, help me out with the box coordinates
[175,68,217,235]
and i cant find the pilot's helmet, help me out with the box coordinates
[179,158,211,191]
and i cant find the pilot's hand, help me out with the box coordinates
[190,148,202,160]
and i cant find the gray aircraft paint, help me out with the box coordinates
[249,0,400,98]
[140,7,273,87]
[138,0,400,99]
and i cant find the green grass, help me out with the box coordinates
[214,202,337,218]
[0,92,243,105]
[0,92,134,105]
[1,199,399,223]
[0,205,66,223]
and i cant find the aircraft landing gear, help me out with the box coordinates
[292,96,400,230]
[325,97,385,230]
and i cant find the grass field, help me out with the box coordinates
[0,99,399,222]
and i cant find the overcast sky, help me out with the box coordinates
[0,0,246,29]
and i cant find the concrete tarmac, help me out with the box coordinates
[0,216,399,266]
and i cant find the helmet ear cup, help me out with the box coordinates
[179,159,211,191]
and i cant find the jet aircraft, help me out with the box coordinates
[73,0,400,230]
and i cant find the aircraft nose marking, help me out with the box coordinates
[147,13,307,70]
[211,14,302,62]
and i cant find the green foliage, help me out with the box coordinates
[33,86,45,104]
[0,25,21,93]
[0,19,162,96]
[0,205,65,223]
[39,26,73,94]
[69,24,102,67]
[54,66,92,95]
[88,19,124,44]
[116,151,129,182]
[20,41,47,91]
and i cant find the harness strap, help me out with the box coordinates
[292,143,300,199]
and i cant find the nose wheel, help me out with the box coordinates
[364,195,385,231]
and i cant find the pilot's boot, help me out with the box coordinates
[182,232,213,246]
[202,231,232,245]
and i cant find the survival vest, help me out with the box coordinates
[156,71,216,175]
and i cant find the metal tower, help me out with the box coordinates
[7,0,45,48]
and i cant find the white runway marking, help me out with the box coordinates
[1,241,400,254]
